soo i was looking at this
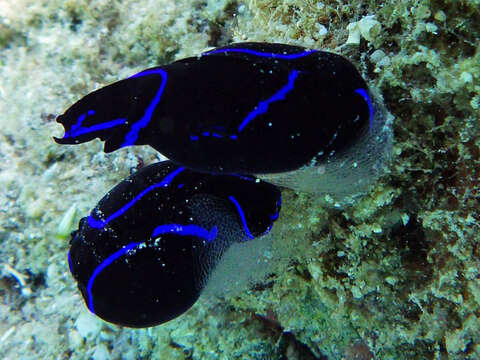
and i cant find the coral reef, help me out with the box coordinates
[0,0,478,358]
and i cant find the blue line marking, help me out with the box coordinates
[270,212,279,221]
[73,110,94,130]
[229,173,255,181]
[121,68,168,148]
[61,109,127,139]
[87,241,143,314]
[187,67,298,141]
[88,166,185,228]
[204,47,318,59]
[66,118,127,138]
[238,70,299,132]
[70,110,95,133]
[87,216,107,228]
[354,88,374,129]
[189,131,237,141]
[228,195,254,240]
[152,224,218,243]
[67,250,73,273]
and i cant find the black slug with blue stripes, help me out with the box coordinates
[56,42,382,328]
[54,42,373,174]
[67,161,281,328]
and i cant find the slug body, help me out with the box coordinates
[68,161,281,328]
[55,42,373,174]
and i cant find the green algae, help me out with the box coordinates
[0,0,478,359]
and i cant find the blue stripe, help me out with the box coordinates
[65,118,127,138]
[187,70,299,141]
[88,166,185,228]
[67,250,73,273]
[354,88,374,129]
[204,47,318,59]
[61,109,127,139]
[238,70,299,132]
[121,68,168,147]
[152,224,217,243]
[87,241,143,314]
[69,110,94,133]
[228,195,254,240]
[229,173,255,181]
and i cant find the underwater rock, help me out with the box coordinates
[54,42,388,186]
[67,161,281,328]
